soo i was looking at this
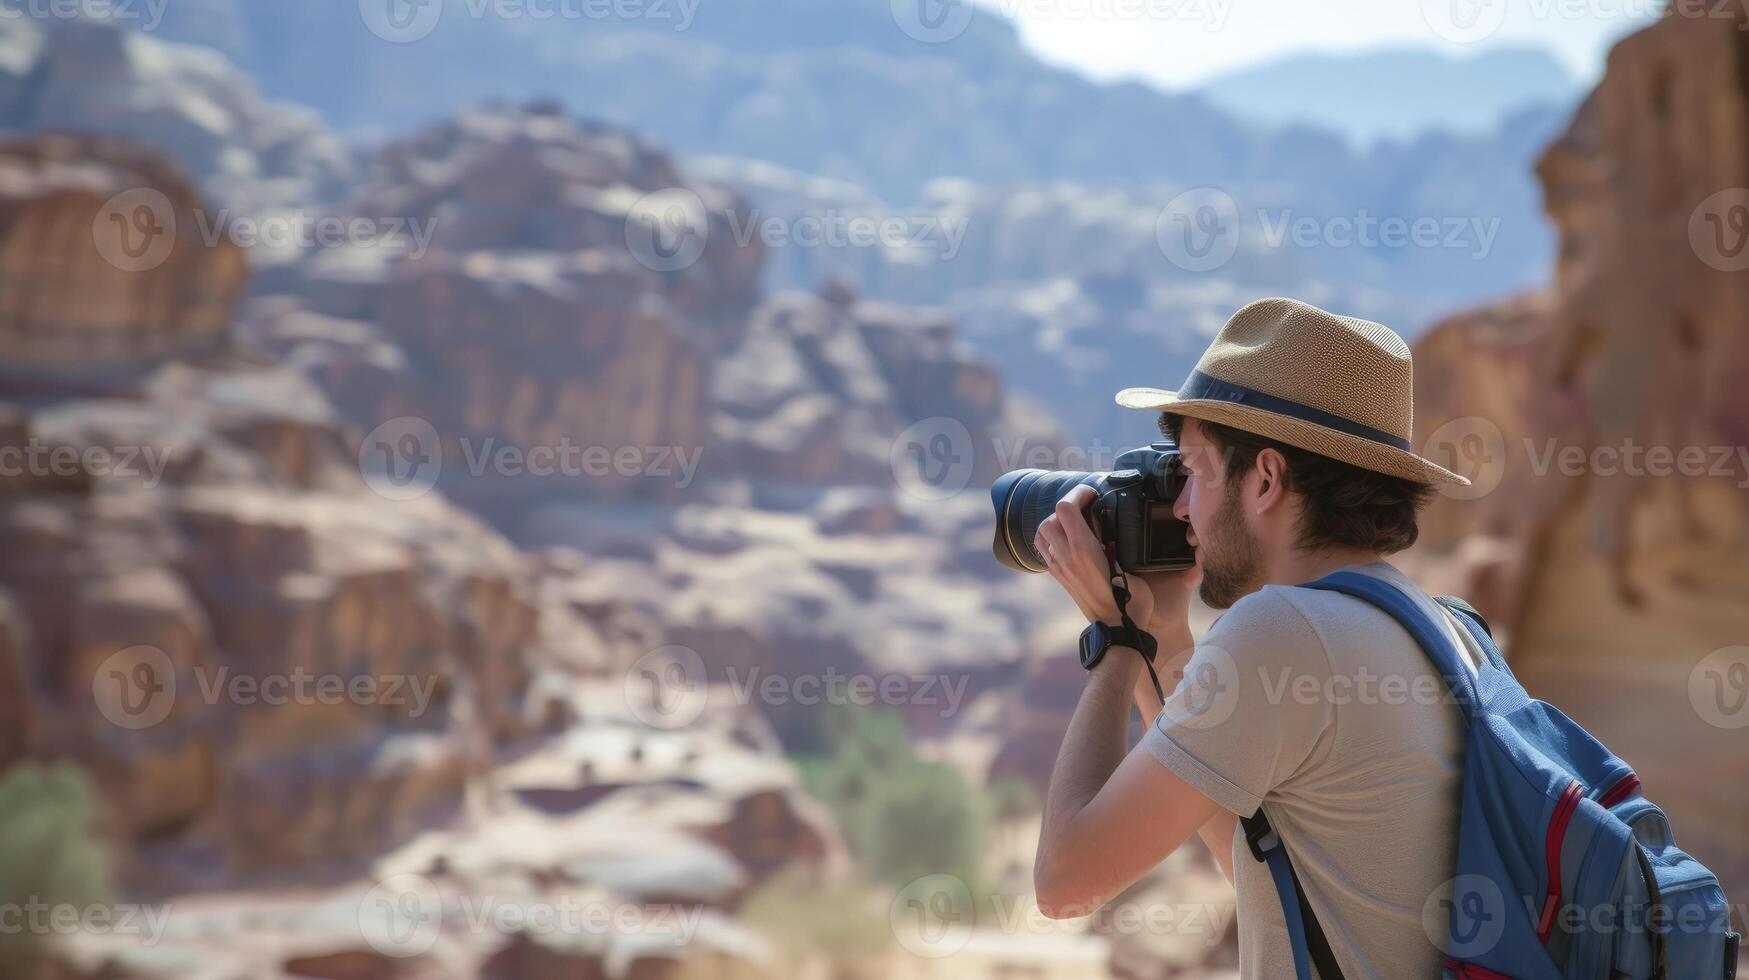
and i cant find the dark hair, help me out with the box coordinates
[1159,412,1434,554]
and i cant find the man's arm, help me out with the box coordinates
[1129,625,1237,886]
[1028,490,1222,918]
[1033,646,1223,917]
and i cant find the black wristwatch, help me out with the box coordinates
[1079,620,1158,671]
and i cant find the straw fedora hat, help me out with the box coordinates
[1115,297,1468,487]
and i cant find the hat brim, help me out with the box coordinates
[1116,386,1470,488]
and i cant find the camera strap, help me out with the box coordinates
[1109,571,1165,704]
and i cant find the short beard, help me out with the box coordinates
[1198,484,1263,609]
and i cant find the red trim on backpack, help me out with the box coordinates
[1597,772,1641,808]
[1443,955,1518,979]
[1537,780,1584,944]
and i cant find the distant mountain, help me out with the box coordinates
[60,0,1565,447]
[1195,46,1581,145]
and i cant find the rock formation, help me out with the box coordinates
[0,134,244,372]
[1405,8,1749,906]
[0,17,353,215]
[245,104,1054,531]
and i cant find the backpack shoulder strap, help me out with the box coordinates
[1433,595,1492,637]
[1236,571,1487,980]
[1238,808,1346,980]
[1300,570,1484,722]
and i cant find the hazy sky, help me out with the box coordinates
[968,0,1660,88]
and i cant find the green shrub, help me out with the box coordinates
[798,706,987,891]
[0,763,111,974]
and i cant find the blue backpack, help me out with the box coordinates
[1238,570,1739,980]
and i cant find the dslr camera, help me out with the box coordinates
[990,442,1196,574]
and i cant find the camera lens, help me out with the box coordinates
[989,469,1105,572]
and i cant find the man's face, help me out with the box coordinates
[1171,420,1263,609]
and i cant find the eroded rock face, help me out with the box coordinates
[0,134,245,372]
[0,17,354,214]
[1405,10,1749,900]
[248,104,1055,528]
[0,135,542,886]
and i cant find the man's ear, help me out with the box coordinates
[1251,447,1290,514]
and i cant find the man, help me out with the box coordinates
[1029,297,1487,978]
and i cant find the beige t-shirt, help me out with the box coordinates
[1143,561,1484,979]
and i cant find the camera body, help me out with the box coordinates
[990,442,1196,575]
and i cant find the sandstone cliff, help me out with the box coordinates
[1405,8,1749,904]
[244,104,1055,531]
[0,132,845,978]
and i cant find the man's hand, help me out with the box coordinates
[1133,561,1202,638]
[1032,485,1153,628]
